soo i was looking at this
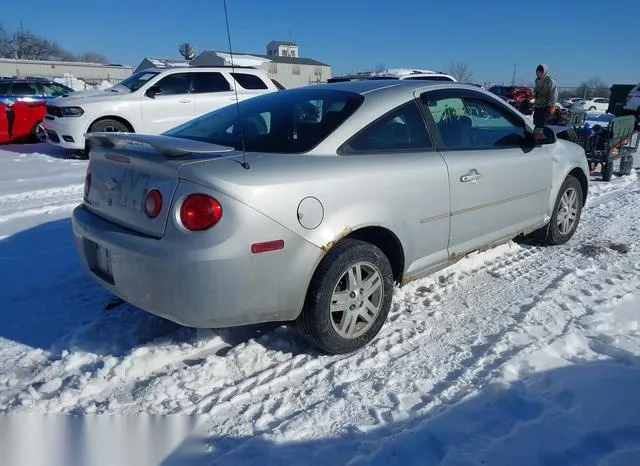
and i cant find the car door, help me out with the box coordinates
[140,72,194,134]
[190,71,237,118]
[419,88,552,258]
[338,99,451,277]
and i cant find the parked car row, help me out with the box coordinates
[70,79,590,355]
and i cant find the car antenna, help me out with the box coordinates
[223,0,250,169]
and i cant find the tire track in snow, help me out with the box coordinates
[200,241,640,461]
[0,238,535,414]
[0,178,607,415]
[191,181,640,458]
[2,169,639,420]
[0,184,84,223]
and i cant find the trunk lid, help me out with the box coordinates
[83,133,236,238]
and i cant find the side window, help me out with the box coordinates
[423,92,526,150]
[42,83,72,97]
[153,73,191,95]
[230,73,269,90]
[340,101,432,154]
[11,82,41,96]
[191,72,232,93]
[0,83,10,94]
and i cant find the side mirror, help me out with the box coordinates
[532,126,557,145]
[145,85,161,99]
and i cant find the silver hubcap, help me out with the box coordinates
[557,187,579,234]
[330,261,383,339]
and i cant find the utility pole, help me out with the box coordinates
[511,64,516,85]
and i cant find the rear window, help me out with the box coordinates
[165,89,364,154]
[231,73,268,90]
[11,82,41,96]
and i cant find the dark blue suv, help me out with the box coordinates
[0,77,74,104]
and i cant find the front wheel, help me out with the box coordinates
[296,239,394,355]
[84,118,131,158]
[537,175,584,245]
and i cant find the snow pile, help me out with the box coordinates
[94,80,113,91]
[53,73,113,92]
[0,144,639,465]
[54,73,90,91]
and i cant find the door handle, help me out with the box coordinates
[460,169,482,183]
[179,99,191,103]
[229,97,238,101]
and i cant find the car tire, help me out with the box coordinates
[536,175,584,245]
[84,118,131,158]
[30,121,45,143]
[601,161,613,181]
[296,239,394,355]
[620,155,634,176]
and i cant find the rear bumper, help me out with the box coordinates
[71,202,323,328]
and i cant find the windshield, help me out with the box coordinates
[115,71,159,92]
[164,89,365,154]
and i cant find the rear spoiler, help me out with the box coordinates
[85,132,234,157]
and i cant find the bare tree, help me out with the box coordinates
[575,78,609,99]
[374,62,386,74]
[0,23,108,62]
[179,43,195,60]
[448,62,473,82]
[0,23,58,60]
[76,52,107,63]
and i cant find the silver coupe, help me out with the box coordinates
[72,79,589,354]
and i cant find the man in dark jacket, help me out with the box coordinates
[533,64,558,127]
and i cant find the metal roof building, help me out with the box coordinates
[0,58,133,85]
[188,46,331,89]
[133,42,332,89]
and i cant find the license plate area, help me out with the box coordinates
[84,238,115,284]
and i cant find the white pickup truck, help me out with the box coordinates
[42,66,280,155]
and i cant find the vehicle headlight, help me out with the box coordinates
[60,106,84,117]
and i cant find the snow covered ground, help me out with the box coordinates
[1,141,640,465]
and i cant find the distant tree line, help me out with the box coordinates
[560,78,610,99]
[0,23,108,63]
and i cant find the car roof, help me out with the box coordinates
[137,66,263,74]
[306,79,480,99]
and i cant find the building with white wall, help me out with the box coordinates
[187,41,331,89]
[0,58,133,84]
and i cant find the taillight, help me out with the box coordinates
[84,172,91,200]
[145,189,162,218]
[180,194,222,231]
